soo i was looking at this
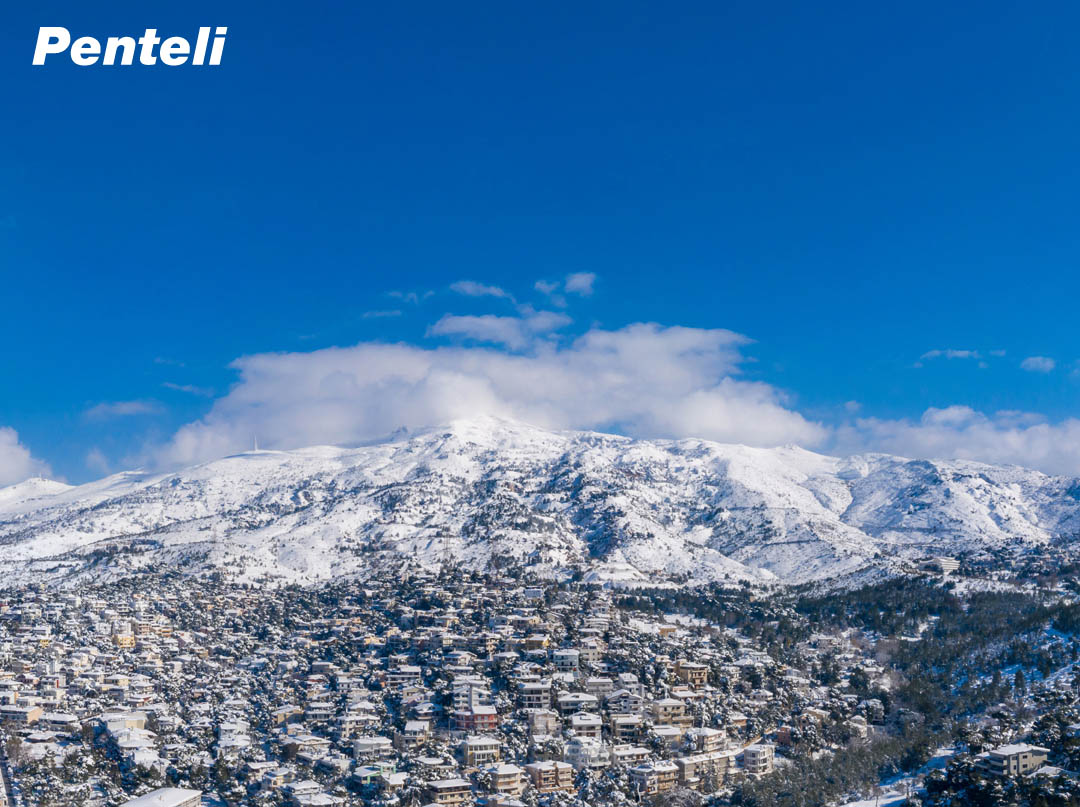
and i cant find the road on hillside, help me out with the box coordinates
[0,749,14,807]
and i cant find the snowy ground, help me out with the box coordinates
[839,747,956,807]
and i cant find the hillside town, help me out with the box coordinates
[1,567,1080,807]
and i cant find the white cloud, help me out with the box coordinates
[361,309,402,319]
[427,310,572,349]
[564,272,596,296]
[85,448,110,476]
[156,323,826,468]
[84,400,163,420]
[388,290,433,305]
[920,349,981,361]
[139,304,1080,477]
[915,349,997,370]
[449,280,513,301]
[1020,356,1056,373]
[0,427,51,486]
[427,315,530,349]
[524,310,573,333]
[162,382,214,397]
[835,406,1080,475]
[535,273,597,305]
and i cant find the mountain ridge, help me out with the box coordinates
[1,416,1078,588]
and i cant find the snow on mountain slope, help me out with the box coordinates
[0,477,73,513]
[1,416,1078,587]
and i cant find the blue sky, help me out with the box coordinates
[3,0,1080,483]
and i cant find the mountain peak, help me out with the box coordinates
[0,476,74,512]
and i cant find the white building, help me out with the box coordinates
[742,743,775,775]
[565,736,608,770]
[119,789,201,807]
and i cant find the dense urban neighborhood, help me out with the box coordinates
[2,560,1080,807]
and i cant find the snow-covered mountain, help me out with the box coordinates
[1,416,1079,588]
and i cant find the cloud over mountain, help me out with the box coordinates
[836,407,1080,476]
[0,427,52,486]
[158,323,826,467]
